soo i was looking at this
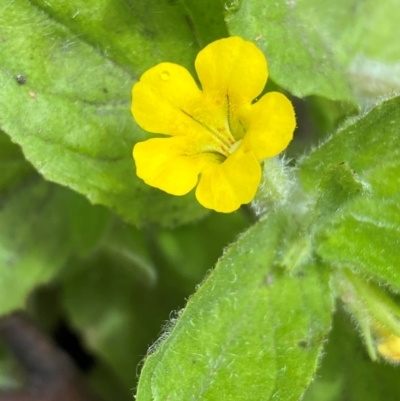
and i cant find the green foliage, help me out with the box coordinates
[314,163,363,217]
[301,97,400,289]
[0,176,109,315]
[0,0,209,226]
[136,211,333,401]
[0,130,35,191]
[225,0,400,104]
[303,308,400,401]
[1,0,400,400]
[0,132,110,316]
[225,0,357,106]
[317,196,400,289]
[62,251,152,389]
[293,0,400,102]
[299,97,400,195]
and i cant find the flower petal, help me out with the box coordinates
[133,137,218,196]
[195,147,261,213]
[195,37,268,106]
[132,62,203,136]
[241,92,296,160]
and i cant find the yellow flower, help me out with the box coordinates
[377,334,400,362]
[372,323,400,362]
[131,36,295,213]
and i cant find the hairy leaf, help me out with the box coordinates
[226,0,400,105]
[224,0,357,107]
[303,308,400,401]
[0,177,112,316]
[301,96,400,289]
[0,0,219,226]
[0,133,110,315]
[136,211,333,401]
[316,197,400,290]
[299,96,400,198]
[295,0,400,102]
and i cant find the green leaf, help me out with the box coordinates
[303,308,400,401]
[316,196,400,290]
[66,192,111,258]
[314,163,363,217]
[225,0,400,105]
[0,178,71,315]
[180,0,228,47]
[62,253,144,389]
[301,96,400,289]
[61,246,190,389]
[155,210,249,284]
[0,178,111,316]
[293,0,400,102]
[0,0,219,226]
[224,0,357,107]
[136,211,333,401]
[0,130,35,192]
[0,130,111,315]
[100,220,157,286]
[299,96,400,198]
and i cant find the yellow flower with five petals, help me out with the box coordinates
[131,36,295,213]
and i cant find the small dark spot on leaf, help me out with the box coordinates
[102,88,108,93]
[295,270,306,278]
[192,359,197,364]
[298,339,309,349]
[16,74,26,85]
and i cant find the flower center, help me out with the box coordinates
[229,139,242,154]
[180,94,244,160]
[180,109,237,158]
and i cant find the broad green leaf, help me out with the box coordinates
[62,254,146,389]
[316,196,400,290]
[0,131,110,315]
[0,177,111,316]
[303,308,400,401]
[314,163,363,218]
[295,0,400,102]
[66,192,111,258]
[0,130,35,192]
[180,0,228,47]
[62,211,247,388]
[0,0,220,226]
[61,246,192,389]
[136,211,333,401]
[156,210,249,284]
[0,178,71,315]
[299,96,400,197]
[224,0,357,107]
[100,220,156,286]
[301,96,400,289]
[226,0,400,104]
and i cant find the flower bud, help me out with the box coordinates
[333,268,400,363]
